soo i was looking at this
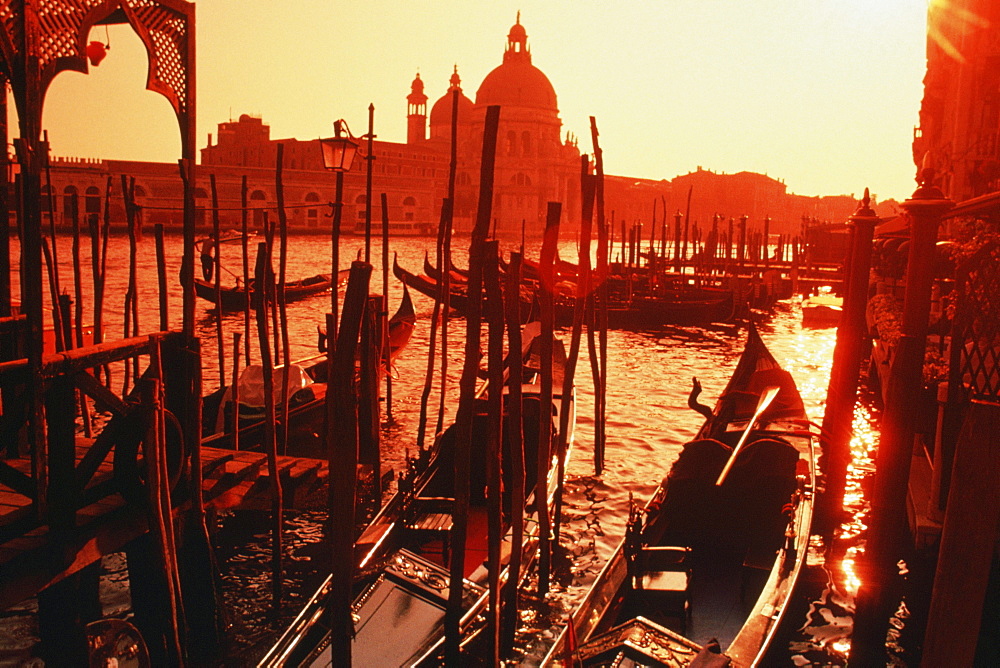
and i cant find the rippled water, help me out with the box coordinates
[3,231,845,665]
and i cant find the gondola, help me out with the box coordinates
[393,254,473,312]
[201,286,416,460]
[543,323,816,667]
[259,322,576,667]
[422,251,468,284]
[561,291,737,329]
[393,254,537,322]
[193,270,348,311]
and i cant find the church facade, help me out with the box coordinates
[404,15,584,237]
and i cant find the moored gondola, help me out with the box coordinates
[201,287,416,459]
[193,270,349,311]
[394,254,537,323]
[543,323,816,667]
[259,322,576,667]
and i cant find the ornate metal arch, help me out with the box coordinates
[0,0,193,135]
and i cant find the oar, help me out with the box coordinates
[715,385,780,486]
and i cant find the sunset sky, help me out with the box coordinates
[26,1,929,202]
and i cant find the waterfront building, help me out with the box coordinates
[28,15,867,240]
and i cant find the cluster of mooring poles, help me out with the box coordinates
[318,93,613,664]
[0,3,237,665]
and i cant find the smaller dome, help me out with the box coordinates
[508,22,526,41]
[430,89,473,132]
[430,66,474,132]
[410,72,424,95]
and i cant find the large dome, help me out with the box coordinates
[476,61,557,111]
[475,16,558,112]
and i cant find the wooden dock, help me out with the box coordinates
[0,440,328,611]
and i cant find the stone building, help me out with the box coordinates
[913,0,1000,201]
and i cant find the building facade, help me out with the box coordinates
[913,0,1000,202]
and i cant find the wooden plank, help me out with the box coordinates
[0,504,148,611]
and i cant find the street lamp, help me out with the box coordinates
[320,119,359,339]
[319,120,359,173]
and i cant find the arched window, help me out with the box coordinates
[355,193,368,221]
[249,190,268,229]
[63,185,79,223]
[511,172,532,187]
[402,196,417,221]
[84,186,101,224]
[506,130,517,156]
[194,187,208,199]
[355,194,367,205]
[305,192,320,227]
[456,172,471,186]
[522,131,532,156]
[133,185,147,198]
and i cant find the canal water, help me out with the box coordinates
[1,231,873,666]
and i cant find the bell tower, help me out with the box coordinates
[407,72,428,143]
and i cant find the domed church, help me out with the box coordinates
[407,14,582,236]
[52,16,666,238]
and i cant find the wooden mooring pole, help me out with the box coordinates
[536,200,561,599]
[555,157,594,540]
[446,104,499,666]
[359,294,383,501]
[483,240,504,666]
[817,190,878,534]
[590,118,609,474]
[500,251,525,658]
[252,239,285,610]
[327,261,371,667]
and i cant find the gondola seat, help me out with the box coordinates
[407,496,454,561]
[634,545,692,634]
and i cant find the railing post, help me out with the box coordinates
[851,164,953,665]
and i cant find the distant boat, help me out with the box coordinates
[801,291,843,329]
[393,254,537,322]
[561,290,737,328]
[354,220,436,236]
[193,270,349,311]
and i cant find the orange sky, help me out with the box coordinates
[23,1,929,202]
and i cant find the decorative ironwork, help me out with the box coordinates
[0,0,192,124]
[951,239,1000,403]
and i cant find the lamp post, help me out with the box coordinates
[319,120,359,339]
[318,119,360,667]
[363,104,376,263]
